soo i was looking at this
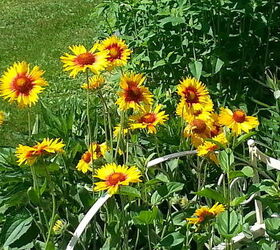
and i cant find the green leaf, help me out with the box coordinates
[229,170,245,179]
[118,186,141,198]
[241,166,254,177]
[27,187,40,205]
[216,210,242,239]
[218,149,234,173]
[230,196,247,206]
[3,217,33,247]
[265,218,280,240]
[188,60,202,80]
[214,58,224,74]
[151,182,184,205]
[133,207,158,225]
[160,232,185,247]
[195,188,225,203]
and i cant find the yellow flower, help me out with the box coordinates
[0,62,48,107]
[94,163,142,195]
[76,142,108,173]
[113,124,130,138]
[187,203,225,224]
[99,35,132,70]
[81,75,105,90]
[16,138,65,166]
[177,77,213,111]
[116,73,153,110]
[176,101,213,123]
[218,108,259,135]
[0,111,5,125]
[60,44,108,77]
[53,219,66,234]
[184,118,211,139]
[197,133,228,157]
[130,105,168,133]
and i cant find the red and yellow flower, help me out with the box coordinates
[0,62,48,107]
[116,73,153,110]
[218,108,259,135]
[187,203,225,224]
[130,105,168,133]
[76,142,108,173]
[60,44,108,77]
[16,138,65,166]
[177,77,213,111]
[94,163,142,195]
[99,35,132,69]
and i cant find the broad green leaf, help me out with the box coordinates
[160,232,185,247]
[265,218,280,240]
[133,207,158,225]
[27,187,40,205]
[195,188,225,203]
[230,196,247,206]
[119,186,141,198]
[3,217,33,247]
[216,210,242,239]
[218,149,234,173]
[188,60,202,80]
[241,166,254,177]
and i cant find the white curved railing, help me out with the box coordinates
[66,150,197,250]
[66,141,280,250]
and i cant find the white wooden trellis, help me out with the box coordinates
[214,139,280,249]
[66,140,280,250]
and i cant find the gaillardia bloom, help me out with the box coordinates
[94,163,142,195]
[130,105,169,133]
[99,35,132,69]
[60,44,108,77]
[81,75,105,90]
[76,143,108,173]
[187,203,225,224]
[197,133,228,157]
[0,111,4,125]
[16,138,65,166]
[0,62,48,107]
[177,77,213,111]
[116,73,153,110]
[218,108,259,135]
[176,102,213,123]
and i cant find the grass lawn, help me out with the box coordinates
[0,0,102,146]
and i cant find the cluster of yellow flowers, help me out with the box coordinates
[176,77,259,162]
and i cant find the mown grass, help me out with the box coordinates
[0,0,101,146]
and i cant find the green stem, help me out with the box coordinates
[27,110,32,141]
[114,111,125,159]
[45,193,56,248]
[86,70,92,147]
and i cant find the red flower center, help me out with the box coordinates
[75,52,96,66]
[107,172,127,186]
[192,119,207,134]
[139,113,156,124]
[125,86,143,103]
[208,145,218,152]
[233,110,246,123]
[183,87,199,104]
[106,44,123,61]
[210,125,220,137]
[82,152,92,163]
[12,74,34,95]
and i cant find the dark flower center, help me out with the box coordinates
[75,52,96,66]
[107,172,127,186]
